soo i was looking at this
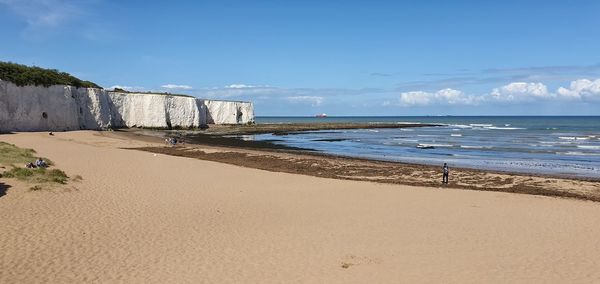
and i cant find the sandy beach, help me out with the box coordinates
[1,131,600,283]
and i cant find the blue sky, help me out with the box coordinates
[1,0,600,116]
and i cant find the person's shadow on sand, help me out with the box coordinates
[0,182,11,198]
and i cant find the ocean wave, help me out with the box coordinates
[443,123,526,130]
[577,145,600,150]
[418,143,453,148]
[460,145,493,149]
[559,136,589,140]
[447,123,515,130]
[449,124,472,129]
[450,134,462,137]
[484,126,526,130]
[561,151,600,156]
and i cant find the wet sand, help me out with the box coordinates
[1,131,600,283]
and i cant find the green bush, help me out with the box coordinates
[0,61,101,88]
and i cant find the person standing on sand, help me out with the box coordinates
[442,163,449,184]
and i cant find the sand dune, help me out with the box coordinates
[1,131,600,283]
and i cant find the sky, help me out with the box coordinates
[1,0,600,116]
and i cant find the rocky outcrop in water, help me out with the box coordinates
[0,80,254,132]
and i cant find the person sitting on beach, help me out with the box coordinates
[26,162,36,169]
[442,163,449,184]
[35,158,48,168]
[165,137,177,145]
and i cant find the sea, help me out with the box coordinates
[248,116,600,178]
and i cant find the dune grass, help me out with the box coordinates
[0,142,53,166]
[2,167,68,184]
[0,142,67,188]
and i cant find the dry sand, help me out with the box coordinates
[1,131,600,283]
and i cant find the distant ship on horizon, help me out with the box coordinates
[315,113,328,118]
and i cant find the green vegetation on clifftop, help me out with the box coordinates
[0,61,101,89]
[111,87,193,98]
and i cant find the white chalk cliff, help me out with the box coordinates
[0,80,254,132]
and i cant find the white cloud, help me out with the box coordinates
[394,78,600,107]
[286,96,324,106]
[557,79,600,101]
[150,78,600,110]
[197,86,279,99]
[161,84,193,90]
[0,0,79,27]
[189,84,389,103]
[109,85,146,92]
[399,88,479,106]
[0,0,84,40]
[224,84,267,89]
[490,82,551,102]
[0,0,116,42]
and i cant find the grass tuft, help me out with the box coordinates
[2,167,68,184]
[29,185,43,191]
[0,142,54,166]
[47,169,68,184]
[0,143,69,192]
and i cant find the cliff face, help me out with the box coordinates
[0,80,254,132]
[0,82,83,131]
[107,92,206,129]
[203,99,255,124]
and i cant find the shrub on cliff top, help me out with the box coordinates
[0,61,101,89]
